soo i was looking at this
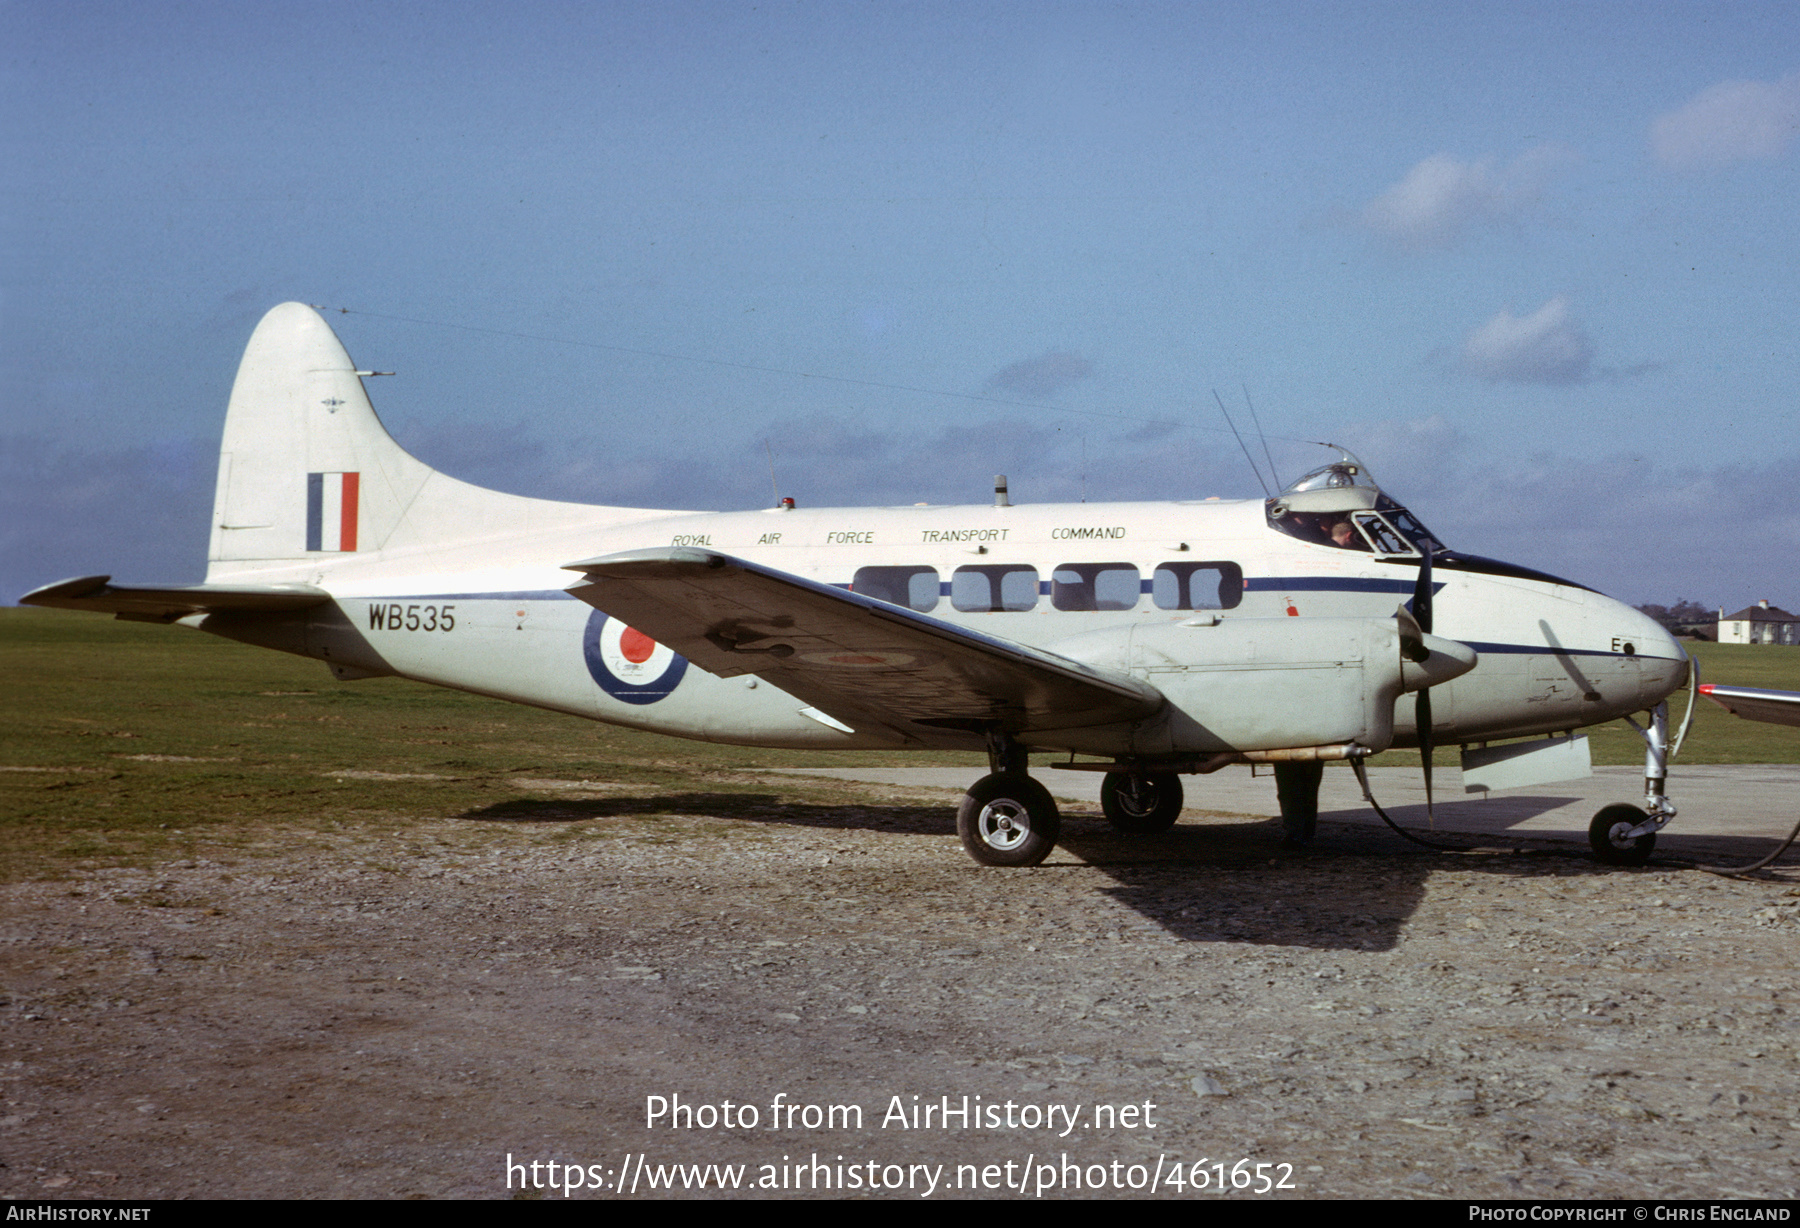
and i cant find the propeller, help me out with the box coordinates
[1410,547,1437,825]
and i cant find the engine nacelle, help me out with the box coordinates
[1045,616,1475,755]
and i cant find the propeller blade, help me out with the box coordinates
[1413,543,1438,826]
[1412,543,1434,635]
[1417,687,1435,829]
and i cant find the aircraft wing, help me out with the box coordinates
[1699,683,1800,730]
[563,548,1164,739]
[20,575,330,623]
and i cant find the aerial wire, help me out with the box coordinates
[318,304,1319,447]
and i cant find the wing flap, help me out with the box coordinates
[563,548,1162,736]
[20,575,329,623]
[1699,683,1800,730]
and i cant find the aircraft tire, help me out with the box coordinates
[1589,804,1656,866]
[958,773,1060,867]
[1100,771,1184,833]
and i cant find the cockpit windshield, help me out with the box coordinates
[1264,450,1446,557]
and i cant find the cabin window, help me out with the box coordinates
[1152,562,1243,611]
[1052,563,1140,611]
[951,564,1039,612]
[852,565,939,612]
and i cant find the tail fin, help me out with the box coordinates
[207,303,430,575]
[205,303,664,584]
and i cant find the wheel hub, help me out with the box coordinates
[1120,781,1154,815]
[978,800,1031,851]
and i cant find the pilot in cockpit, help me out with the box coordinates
[1326,517,1369,551]
[1284,512,1370,551]
[1266,450,1442,558]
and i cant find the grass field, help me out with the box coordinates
[0,608,983,882]
[4,608,1796,881]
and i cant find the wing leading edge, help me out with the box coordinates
[563,548,1164,741]
[1699,683,1800,730]
[20,575,329,623]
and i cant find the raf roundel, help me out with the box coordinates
[582,610,688,704]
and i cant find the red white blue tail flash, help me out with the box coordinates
[306,472,359,552]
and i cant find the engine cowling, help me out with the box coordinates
[1045,616,1476,756]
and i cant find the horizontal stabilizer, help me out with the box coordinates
[563,548,1163,738]
[20,575,329,623]
[1699,683,1800,730]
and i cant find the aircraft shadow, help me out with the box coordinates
[458,792,955,834]
[1058,812,1569,951]
[1315,794,1580,832]
[457,791,1706,953]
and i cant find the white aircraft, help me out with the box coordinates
[24,303,1693,867]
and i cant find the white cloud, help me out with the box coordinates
[1459,297,1593,385]
[1652,74,1800,169]
[1360,147,1568,247]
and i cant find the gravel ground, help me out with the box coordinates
[4,775,1799,1200]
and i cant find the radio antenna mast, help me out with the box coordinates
[1244,385,1281,492]
[1213,388,1272,498]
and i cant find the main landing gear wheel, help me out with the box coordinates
[1590,804,1656,867]
[1100,772,1184,834]
[957,773,1061,867]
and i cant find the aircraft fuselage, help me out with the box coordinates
[209,496,1686,758]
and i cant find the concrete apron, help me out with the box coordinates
[761,763,1800,863]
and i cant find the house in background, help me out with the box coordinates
[1717,600,1800,645]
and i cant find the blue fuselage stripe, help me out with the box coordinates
[1246,576,1425,595]
[357,590,578,602]
[1463,641,1633,659]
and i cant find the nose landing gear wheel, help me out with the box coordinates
[958,773,1061,866]
[1590,804,1656,866]
[1100,771,1184,833]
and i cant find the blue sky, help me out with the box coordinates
[4,1,1797,610]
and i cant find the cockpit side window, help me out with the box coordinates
[1269,504,1445,556]
[1350,512,1415,556]
[1268,512,1369,550]
[1382,505,1444,555]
